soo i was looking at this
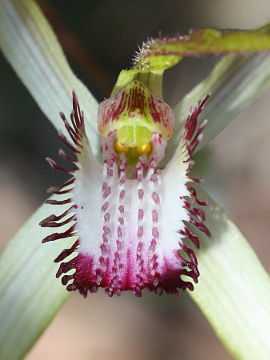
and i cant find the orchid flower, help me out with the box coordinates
[1,0,270,359]
[41,26,270,298]
[41,88,210,297]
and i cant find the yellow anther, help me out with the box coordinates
[114,140,152,157]
[114,140,129,154]
[136,142,152,155]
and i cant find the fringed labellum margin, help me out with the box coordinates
[40,81,210,297]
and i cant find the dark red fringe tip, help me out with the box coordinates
[181,244,198,266]
[189,218,211,237]
[179,262,198,285]
[45,198,72,205]
[40,214,76,228]
[184,95,209,140]
[184,95,209,149]
[56,260,74,278]
[60,112,80,146]
[67,283,78,292]
[40,206,75,227]
[46,157,76,174]
[72,91,84,126]
[70,113,84,141]
[58,91,86,152]
[58,133,79,154]
[186,184,208,207]
[54,239,79,263]
[179,269,198,284]
[41,92,86,294]
[183,200,206,222]
[181,96,209,173]
[58,149,78,163]
[46,177,75,195]
[62,177,76,187]
[188,176,204,183]
[61,275,74,286]
[176,94,211,284]
[47,186,72,195]
[179,227,200,249]
[177,226,201,284]
[42,224,77,243]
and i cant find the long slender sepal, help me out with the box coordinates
[165,53,270,161]
[189,189,270,360]
[0,202,74,360]
[0,0,99,156]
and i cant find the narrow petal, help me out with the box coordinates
[0,0,100,156]
[189,189,270,359]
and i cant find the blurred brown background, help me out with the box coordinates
[1,0,270,359]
